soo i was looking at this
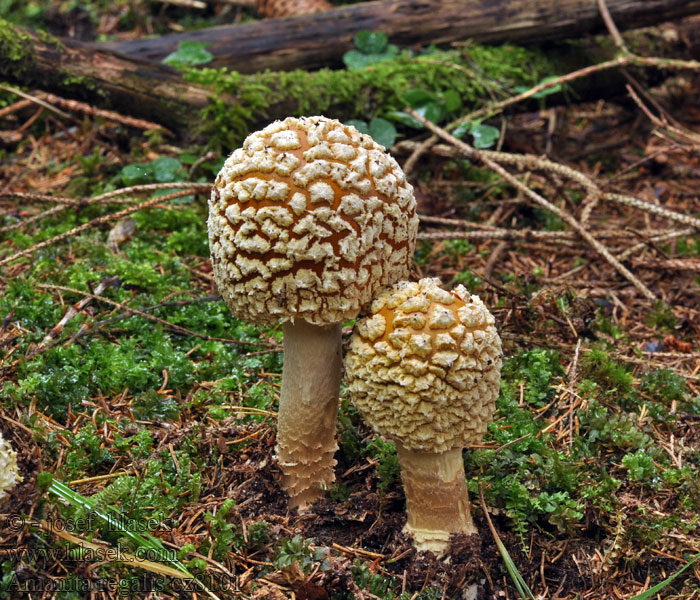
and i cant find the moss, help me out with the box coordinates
[188,44,557,149]
[36,27,66,51]
[0,17,34,75]
[0,18,93,99]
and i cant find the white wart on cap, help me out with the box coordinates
[0,431,21,502]
[346,278,501,454]
[208,115,418,326]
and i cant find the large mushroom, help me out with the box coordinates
[345,278,502,554]
[208,116,418,509]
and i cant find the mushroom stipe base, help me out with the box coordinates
[396,442,477,555]
[276,320,342,511]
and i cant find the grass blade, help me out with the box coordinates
[628,551,700,600]
[478,483,536,600]
[47,476,222,600]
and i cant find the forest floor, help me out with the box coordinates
[0,2,699,599]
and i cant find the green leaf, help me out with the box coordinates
[418,102,445,124]
[513,75,563,99]
[442,89,462,112]
[342,50,373,70]
[342,45,398,70]
[494,537,536,600]
[385,110,425,129]
[470,123,500,149]
[402,88,437,108]
[628,552,700,599]
[119,163,154,186]
[452,121,471,139]
[343,30,397,70]
[354,31,388,54]
[345,119,370,135]
[163,41,213,68]
[152,157,185,183]
[400,89,444,124]
[368,117,397,148]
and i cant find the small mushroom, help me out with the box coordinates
[345,278,502,554]
[208,116,418,510]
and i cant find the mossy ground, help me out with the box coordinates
[188,42,555,149]
[1,3,700,599]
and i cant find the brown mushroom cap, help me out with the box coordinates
[208,116,418,326]
[346,278,502,453]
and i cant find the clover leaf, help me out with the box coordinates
[343,30,398,70]
[163,41,214,69]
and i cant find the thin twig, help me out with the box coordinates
[35,284,274,347]
[0,84,73,121]
[401,56,627,171]
[1,183,213,236]
[631,257,700,273]
[567,339,582,451]
[405,109,657,301]
[625,84,700,146]
[92,182,211,203]
[0,183,211,206]
[155,0,207,7]
[416,227,682,243]
[27,276,120,358]
[40,92,168,133]
[0,192,84,205]
[401,49,700,172]
[0,205,68,234]
[68,295,223,340]
[596,0,628,54]
[0,98,34,118]
[617,229,694,261]
[500,332,700,382]
[0,189,202,267]
[603,193,700,230]
[399,141,700,232]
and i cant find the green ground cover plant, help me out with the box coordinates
[1,6,699,599]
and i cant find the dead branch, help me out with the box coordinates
[406,108,658,301]
[397,140,700,233]
[100,0,700,73]
[0,187,208,268]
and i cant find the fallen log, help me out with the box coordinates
[99,0,700,73]
[0,19,212,134]
[0,16,698,143]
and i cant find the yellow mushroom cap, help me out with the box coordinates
[208,116,418,326]
[346,278,502,453]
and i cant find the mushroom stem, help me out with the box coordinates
[276,319,341,510]
[396,442,476,554]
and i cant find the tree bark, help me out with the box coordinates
[1,15,698,140]
[0,18,211,134]
[99,0,700,74]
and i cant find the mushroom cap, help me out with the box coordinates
[208,116,418,326]
[345,278,502,453]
